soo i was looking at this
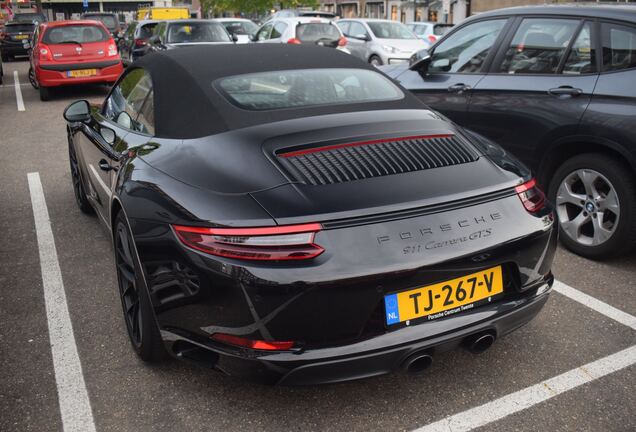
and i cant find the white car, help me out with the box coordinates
[215,18,258,44]
[336,19,428,66]
[253,17,350,54]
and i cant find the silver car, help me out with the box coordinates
[252,17,349,54]
[336,19,428,66]
[215,18,258,44]
[407,21,454,45]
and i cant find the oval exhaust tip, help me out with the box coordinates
[402,353,434,375]
[467,333,496,354]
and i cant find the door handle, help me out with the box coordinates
[448,83,471,93]
[548,86,583,97]
[99,159,114,172]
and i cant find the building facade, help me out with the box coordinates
[320,0,636,24]
[319,0,469,23]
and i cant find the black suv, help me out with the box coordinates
[1,21,35,61]
[385,5,636,259]
[80,12,121,41]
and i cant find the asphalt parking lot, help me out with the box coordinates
[0,59,635,432]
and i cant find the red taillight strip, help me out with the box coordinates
[171,223,324,261]
[278,134,455,158]
[211,333,295,351]
[515,178,537,193]
[515,178,546,213]
[172,223,322,236]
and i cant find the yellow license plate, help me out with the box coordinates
[15,35,28,40]
[67,69,97,78]
[384,266,503,325]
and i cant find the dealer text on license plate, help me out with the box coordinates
[67,69,97,78]
[384,266,503,325]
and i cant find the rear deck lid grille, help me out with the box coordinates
[276,134,479,186]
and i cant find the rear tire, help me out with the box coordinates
[28,67,38,89]
[39,85,50,101]
[548,153,636,259]
[68,139,93,214]
[114,211,165,362]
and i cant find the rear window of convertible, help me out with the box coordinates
[216,68,404,110]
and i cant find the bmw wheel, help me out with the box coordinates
[549,153,636,259]
[114,211,165,361]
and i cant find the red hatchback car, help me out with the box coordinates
[29,20,124,101]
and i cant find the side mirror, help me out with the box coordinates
[431,58,451,71]
[409,48,431,71]
[148,35,161,46]
[352,33,370,41]
[116,111,133,130]
[99,126,116,145]
[63,100,91,123]
[231,33,239,43]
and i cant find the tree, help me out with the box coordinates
[199,0,319,17]
[199,0,274,17]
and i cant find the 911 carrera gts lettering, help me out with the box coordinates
[402,229,493,254]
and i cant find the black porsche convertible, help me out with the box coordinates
[63,45,556,385]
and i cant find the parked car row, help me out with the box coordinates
[118,17,432,66]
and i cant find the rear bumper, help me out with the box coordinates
[36,61,123,87]
[131,48,149,61]
[0,43,29,56]
[127,182,557,385]
[163,281,552,385]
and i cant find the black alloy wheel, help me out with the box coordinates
[114,212,165,361]
[68,140,93,214]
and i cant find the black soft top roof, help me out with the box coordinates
[132,44,425,139]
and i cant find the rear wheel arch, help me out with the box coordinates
[110,197,124,240]
[537,140,636,187]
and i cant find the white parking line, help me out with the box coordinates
[413,280,636,432]
[27,172,96,432]
[414,345,636,432]
[553,280,636,331]
[14,71,25,111]
[0,83,31,88]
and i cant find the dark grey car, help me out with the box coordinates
[384,5,636,259]
[146,19,235,53]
